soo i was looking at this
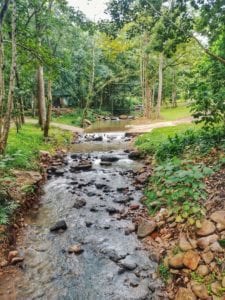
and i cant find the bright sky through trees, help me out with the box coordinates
[67,0,108,20]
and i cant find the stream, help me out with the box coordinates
[1,131,161,300]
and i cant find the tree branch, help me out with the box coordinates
[0,0,11,26]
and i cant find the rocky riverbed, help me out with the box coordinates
[0,132,165,300]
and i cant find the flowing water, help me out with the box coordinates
[0,131,161,300]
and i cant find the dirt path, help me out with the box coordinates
[25,118,84,133]
[125,117,193,133]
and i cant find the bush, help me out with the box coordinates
[145,159,213,214]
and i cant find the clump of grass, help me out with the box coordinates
[5,124,72,170]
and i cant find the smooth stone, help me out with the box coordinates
[175,288,196,300]
[196,265,209,276]
[169,253,184,269]
[119,255,137,270]
[197,234,218,249]
[210,241,224,252]
[11,257,24,264]
[50,220,67,232]
[179,234,193,251]
[137,219,156,238]
[202,251,214,264]
[210,211,225,227]
[211,282,222,295]
[183,250,200,270]
[196,220,216,236]
[191,282,209,299]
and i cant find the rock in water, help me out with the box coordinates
[119,255,137,270]
[100,155,120,162]
[50,220,67,232]
[68,244,84,254]
[137,219,156,238]
[128,151,142,160]
[73,199,86,209]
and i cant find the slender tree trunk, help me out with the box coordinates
[82,36,95,125]
[0,30,4,140]
[145,79,152,119]
[37,65,46,129]
[156,52,163,118]
[172,70,177,107]
[0,1,16,154]
[44,79,52,138]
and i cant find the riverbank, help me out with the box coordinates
[135,125,225,299]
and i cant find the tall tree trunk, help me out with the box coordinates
[0,0,16,154]
[156,52,163,118]
[0,30,4,140]
[172,70,177,107]
[142,32,151,119]
[145,79,152,119]
[37,65,46,129]
[44,79,52,138]
[82,36,95,125]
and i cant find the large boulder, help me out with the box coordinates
[50,220,67,232]
[101,155,120,162]
[128,151,142,160]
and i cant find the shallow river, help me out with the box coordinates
[0,131,161,300]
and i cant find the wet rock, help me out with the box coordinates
[54,168,65,176]
[128,151,142,160]
[125,224,136,235]
[100,155,120,162]
[50,220,67,232]
[93,136,103,141]
[179,234,193,251]
[197,234,219,249]
[70,161,92,172]
[183,250,200,270]
[100,161,112,166]
[202,251,214,264]
[106,207,120,215]
[95,183,107,189]
[119,255,137,271]
[11,257,24,265]
[196,219,216,236]
[85,221,93,227]
[128,274,140,287]
[196,265,209,276]
[87,192,96,197]
[73,198,86,209]
[191,282,209,299]
[169,253,184,269]
[8,250,19,262]
[175,288,196,300]
[90,206,98,212]
[68,244,84,254]
[119,115,128,120]
[101,247,128,262]
[137,219,156,238]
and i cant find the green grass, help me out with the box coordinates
[4,124,72,170]
[160,105,191,121]
[135,123,199,155]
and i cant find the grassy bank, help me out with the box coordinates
[5,124,72,170]
[0,124,72,226]
[160,105,191,121]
